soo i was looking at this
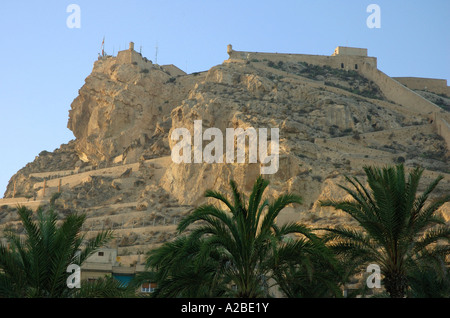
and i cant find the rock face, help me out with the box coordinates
[67,51,196,165]
[2,46,449,263]
[3,141,80,199]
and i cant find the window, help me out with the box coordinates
[98,251,104,256]
[355,64,358,70]
[341,63,344,69]
[141,282,157,293]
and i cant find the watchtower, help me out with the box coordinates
[227,44,233,56]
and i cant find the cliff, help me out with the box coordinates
[1,44,449,264]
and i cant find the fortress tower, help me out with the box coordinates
[332,46,368,57]
[227,44,233,55]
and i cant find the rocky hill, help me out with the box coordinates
[1,44,449,265]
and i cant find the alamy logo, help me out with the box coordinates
[170,120,279,174]
[366,264,381,288]
[366,4,381,29]
[66,4,81,29]
[66,264,81,289]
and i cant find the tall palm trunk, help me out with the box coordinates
[384,271,408,298]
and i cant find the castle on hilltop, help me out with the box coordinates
[227,44,449,96]
[227,44,450,149]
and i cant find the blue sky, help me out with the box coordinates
[0,0,449,196]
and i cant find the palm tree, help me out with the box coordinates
[132,235,231,298]
[269,236,344,298]
[74,275,136,298]
[320,164,450,298]
[407,264,450,298]
[170,175,335,298]
[0,205,115,298]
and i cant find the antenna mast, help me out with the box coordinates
[101,36,105,56]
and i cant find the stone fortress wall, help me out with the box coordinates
[358,63,442,115]
[393,77,450,96]
[227,44,378,70]
[433,112,450,151]
[227,44,450,150]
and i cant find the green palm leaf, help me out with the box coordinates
[320,164,449,298]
